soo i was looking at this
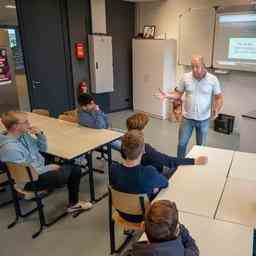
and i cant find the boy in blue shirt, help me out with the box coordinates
[110,130,168,223]
[77,93,121,151]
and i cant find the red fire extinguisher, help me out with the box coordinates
[79,81,88,94]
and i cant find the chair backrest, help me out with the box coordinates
[63,109,78,117]
[58,114,78,123]
[6,162,38,183]
[32,109,50,117]
[109,186,150,215]
[0,161,7,182]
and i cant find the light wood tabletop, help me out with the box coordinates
[183,145,235,177]
[216,178,256,227]
[0,112,123,160]
[229,151,256,181]
[155,170,226,218]
[140,212,253,256]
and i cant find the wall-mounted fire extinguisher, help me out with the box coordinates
[79,81,88,94]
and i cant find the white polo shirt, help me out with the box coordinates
[177,72,222,121]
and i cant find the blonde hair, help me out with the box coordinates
[1,111,27,130]
[126,113,149,131]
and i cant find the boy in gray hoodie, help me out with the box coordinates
[0,111,92,213]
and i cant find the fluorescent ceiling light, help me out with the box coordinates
[5,5,16,9]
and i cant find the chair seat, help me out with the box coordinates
[15,186,47,200]
[112,211,143,231]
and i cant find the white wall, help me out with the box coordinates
[136,0,256,130]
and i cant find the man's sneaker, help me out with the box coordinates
[67,201,93,213]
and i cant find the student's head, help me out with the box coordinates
[78,93,96,111]
[1,111,30,135]
[121,130,145,161]
[126,113,149,131]
[191,55,206,80]
[145,200,179,243]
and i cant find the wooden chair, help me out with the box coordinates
[0,162,12,208]
[5,162,68,239]
[108,186,150,254]
[58,114,78,123]
[32,109,50,117]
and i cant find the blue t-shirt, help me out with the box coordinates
[110,161,168,222]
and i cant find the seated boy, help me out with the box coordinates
[110,130,168,223]
[126,113,207,176]
[0,111,92,214]
[132,200,199,256]
[77,93,121,151]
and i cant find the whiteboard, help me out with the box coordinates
[179,8,215,67]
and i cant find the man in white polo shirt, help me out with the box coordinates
[157,55,224,158]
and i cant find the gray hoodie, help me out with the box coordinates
[0,132,50,175]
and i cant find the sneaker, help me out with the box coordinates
[67,201,93,213]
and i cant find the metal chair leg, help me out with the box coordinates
[110,218,116,254]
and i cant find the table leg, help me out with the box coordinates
[107,143,112,183]
[86,152,95,202]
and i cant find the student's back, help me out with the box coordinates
[110,161,168,196]
[110,130,168,223]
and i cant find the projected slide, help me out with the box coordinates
[228,38,256,60]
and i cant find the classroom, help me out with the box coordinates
[0,0,256,255]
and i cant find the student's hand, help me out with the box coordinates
[195,156,208,165]
[29,126,42,135]
[47,164,61,171]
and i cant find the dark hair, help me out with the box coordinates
[145,200,179,243]
[126,113,149,131]
[121,130,144,160]
[77,93,95,107]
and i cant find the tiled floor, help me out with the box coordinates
[0,110,239,256]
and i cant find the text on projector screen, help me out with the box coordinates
[228,38,256,60]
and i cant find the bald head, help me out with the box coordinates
[191,55,206,80]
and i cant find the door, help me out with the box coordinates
[16,0,74,117]
[106,0,135,111]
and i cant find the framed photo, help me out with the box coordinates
[143,25,156,39]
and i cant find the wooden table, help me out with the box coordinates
[184,146,235,177]
[140,212,253,256]
[216,178,256,227]
[156,171,226,218]
[1,112,123,202]
[229,151,256,182]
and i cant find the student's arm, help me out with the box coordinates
[79,110,108,129]
[145,166,169,190]
[0,148,26,164]
[144,144,194,170]
[28,127,48,152]
[180,224,199,256]
[34,133,47,152]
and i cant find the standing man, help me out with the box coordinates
[157,55,224,158]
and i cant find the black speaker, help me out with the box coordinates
[214,113,235,135]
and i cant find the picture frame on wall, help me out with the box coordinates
[143,25,156,39]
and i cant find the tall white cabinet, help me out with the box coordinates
[133,39,177,119]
